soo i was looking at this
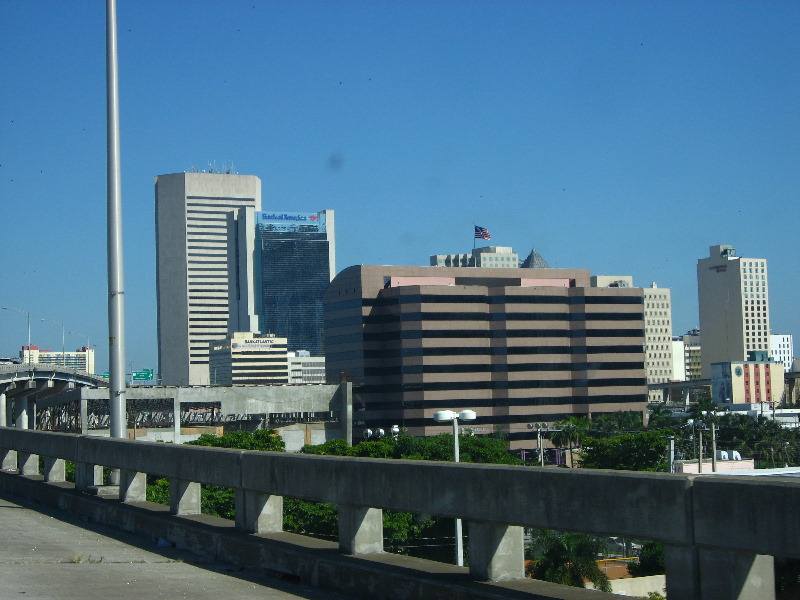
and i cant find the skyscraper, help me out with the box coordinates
[697,244,770,378]
[255,210,335,356]
[155,172,261,385]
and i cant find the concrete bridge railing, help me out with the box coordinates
[0,427,797,600]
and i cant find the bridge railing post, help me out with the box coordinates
[235,489,283,534]
[170,478,201,515]
[119,469,146,502]
[467,522,525,581]
[664,544,775,600]
[75,462,103,492]
[338,504,383,554]
[18,451,39,476]
[43,457,65,482]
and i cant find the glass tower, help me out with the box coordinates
[255,210,335,356]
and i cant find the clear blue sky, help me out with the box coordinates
[2,1,799,374]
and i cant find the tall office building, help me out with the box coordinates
[255,210,335,356]
[697,245,770,378]
[155,172,261,385]
[324,265,647,449]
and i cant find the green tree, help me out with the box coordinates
[552,416,590,467]
[627,541,665,577]
[526,529,611,592]
[579,430,668,472]
[590,411,644,436]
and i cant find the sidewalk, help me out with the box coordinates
[0,493,345,600]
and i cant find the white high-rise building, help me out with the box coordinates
[155,172,261,385]
[770,334,794,373]
[697,245,770,378]
[21,345,95,374]
[592,277,674,402]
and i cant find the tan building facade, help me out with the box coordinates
[324,265,647,449]
[697,245,770,379]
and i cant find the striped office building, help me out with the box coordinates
[324,265,647,449]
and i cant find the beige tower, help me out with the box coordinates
[697,245,770,378]
[155,172,261,385]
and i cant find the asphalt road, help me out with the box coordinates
[0,493,346,600]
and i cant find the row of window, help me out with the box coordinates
[355,393,647,412]
[363,361,643,376]
[362,294,644,308]
[357,377,646,394]
[361,329,646,341]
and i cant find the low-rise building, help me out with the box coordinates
[20,345,95,374]
[209,332,288,385]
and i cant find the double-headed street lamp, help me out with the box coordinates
[433,409,476,567]
[1,306,31,364]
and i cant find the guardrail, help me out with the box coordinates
[0,427,797,600]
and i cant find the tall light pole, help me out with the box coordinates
[703,410,718,472]
[107,0,127,440]
[40,318,65,366]
[527,422,550,467]
[1,307,31,364]
[433,409,476,567]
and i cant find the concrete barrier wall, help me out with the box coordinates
[0,427,794,600]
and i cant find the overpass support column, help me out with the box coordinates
[120,470,146,502]
[468,522,524,581]
[16,396,28,429]
[43,457,65,482]
[338,505,383,554]
[170,479,201,515]
[0,390,6,427]
[665,544,774,600]
[235,490,283,534]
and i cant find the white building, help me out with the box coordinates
[697,245,770,378]
[681,329,703,381]
[208,332,288,385]
[21,345,95,374]
[288,351,326,384]
[770,334,794,373]
[592,277,673,402]
[155,172,261,385]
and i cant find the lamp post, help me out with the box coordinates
[1,306,31,364]
[40,318,66,367]
[703,410,718,472]
[527,422,549,467]
[433,409,476,567]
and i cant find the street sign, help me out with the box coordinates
[132,369,154,381]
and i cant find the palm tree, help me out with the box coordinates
[526,529,611,592]
[552,416,590,467]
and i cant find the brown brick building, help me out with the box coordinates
[324,265,647,449]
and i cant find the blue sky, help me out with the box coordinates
[2,1,799,373]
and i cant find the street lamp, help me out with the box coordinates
[702,410,718,472]
[40,318,66,367]
[527,422,550,467]
[1,306,31,364]
[433,409,476,567]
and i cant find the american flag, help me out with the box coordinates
[474,225,491,240]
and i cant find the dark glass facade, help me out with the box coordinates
[255,212,332,356]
